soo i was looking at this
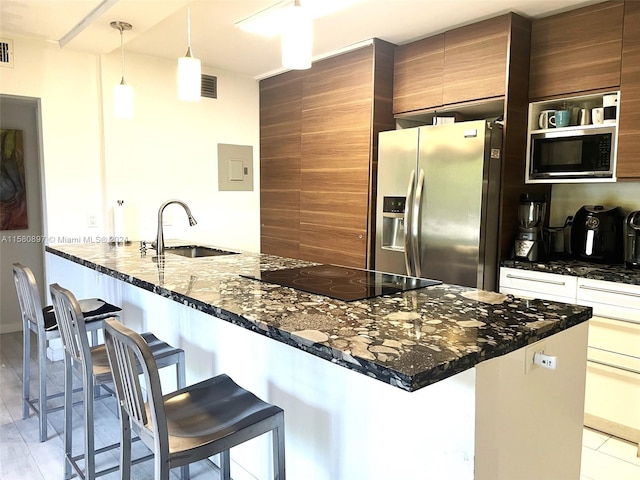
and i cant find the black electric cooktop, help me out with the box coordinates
[241,264,441,302]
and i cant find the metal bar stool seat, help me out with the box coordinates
[50,283,186,480]
[12,263,121,443]
[104,317,286,480]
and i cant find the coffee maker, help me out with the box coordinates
[625,211,640,269]
[514,193,547,261]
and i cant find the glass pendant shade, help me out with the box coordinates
[111,21,133,119]
[281,4,313,70]
[178,49,201,102]
[114,81,134,119]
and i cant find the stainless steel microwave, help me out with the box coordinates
[526,125,616,183]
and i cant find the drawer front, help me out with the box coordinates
[585,361,640,437]
[589,315,640,366]
[499,268,577,301]
[577,278,640,314]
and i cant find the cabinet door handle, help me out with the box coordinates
[579,284,640,298]
[589,345,640,362]
[587,358,640,376]
[505,274,566,286]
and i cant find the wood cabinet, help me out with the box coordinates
[393,14,513,115]
[260,40,395,268]
[443,14,510,105]
[529,2,624,100]
[578,278,640,447]
[393,34,444,114]
[259,71,303,260]
[616,0,640,179]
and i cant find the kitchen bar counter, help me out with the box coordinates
[46,242,591,392]
[45,241,592,480]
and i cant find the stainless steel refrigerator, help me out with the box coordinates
[374,120,502,291]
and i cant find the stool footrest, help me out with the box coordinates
[67,437,150,479]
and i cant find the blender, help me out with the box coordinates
[514,193,547,261]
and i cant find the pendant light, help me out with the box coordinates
[110,21,134,119]
[281,0,313,70]
[178,0,201,102]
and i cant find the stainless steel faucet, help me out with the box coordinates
[155,199,197,256]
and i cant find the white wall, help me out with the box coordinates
[100,50,261,250]
[0,36,261,258]
[549,183,640,227]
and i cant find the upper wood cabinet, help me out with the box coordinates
[393,34,444,114]
[617,0,640,179]
[529,2,624,100]
[393,14,517,114]
[443,14,510,105]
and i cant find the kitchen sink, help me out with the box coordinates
[164,245,239,258]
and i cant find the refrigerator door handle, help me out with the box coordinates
[413,169,425,278]
[404,170,416,276]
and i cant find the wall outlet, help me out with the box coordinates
[87,214,98,228]
[534,351,558,370]
[524,341,546,374]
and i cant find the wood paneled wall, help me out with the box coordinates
[260,40,395,268]
[260,71,303,259]
[500,14,552,262]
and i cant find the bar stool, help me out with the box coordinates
[12,263,121,443]
[50,283,186,480]
[103,317,286,480]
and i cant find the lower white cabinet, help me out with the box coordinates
[577,278,640,445]
[500,267,640,446]
[499,268,577,303]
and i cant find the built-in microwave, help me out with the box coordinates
[526,125,617,183]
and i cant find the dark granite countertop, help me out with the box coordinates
[501,257,640,286]
[46,242,592,392]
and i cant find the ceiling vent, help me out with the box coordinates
[0,38,14,68]
[201,74,217,99]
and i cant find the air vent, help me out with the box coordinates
[201,74,217,99]
[0,38,14,68]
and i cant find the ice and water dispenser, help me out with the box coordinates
[381,196,406,251]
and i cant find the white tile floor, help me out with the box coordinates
[580,427,640,480]
[2,331,639,479]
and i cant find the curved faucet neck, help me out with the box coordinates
[155,200,197,256]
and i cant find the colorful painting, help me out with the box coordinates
[0,129,28,230]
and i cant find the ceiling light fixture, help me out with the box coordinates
[110,21,133,119]
[177,0,201,102]
[281,0,313,70]
[236,0,360,36]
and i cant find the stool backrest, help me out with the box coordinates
[103,318,169,452]
[12,263,45,333]
[49,284,92,374]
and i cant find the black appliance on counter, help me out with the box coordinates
[571,205,626,263]
[625,211,640,269]
[242,264,441,302]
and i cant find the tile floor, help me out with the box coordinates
[1,331,639,479]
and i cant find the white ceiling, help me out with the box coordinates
[0,0,607,79]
